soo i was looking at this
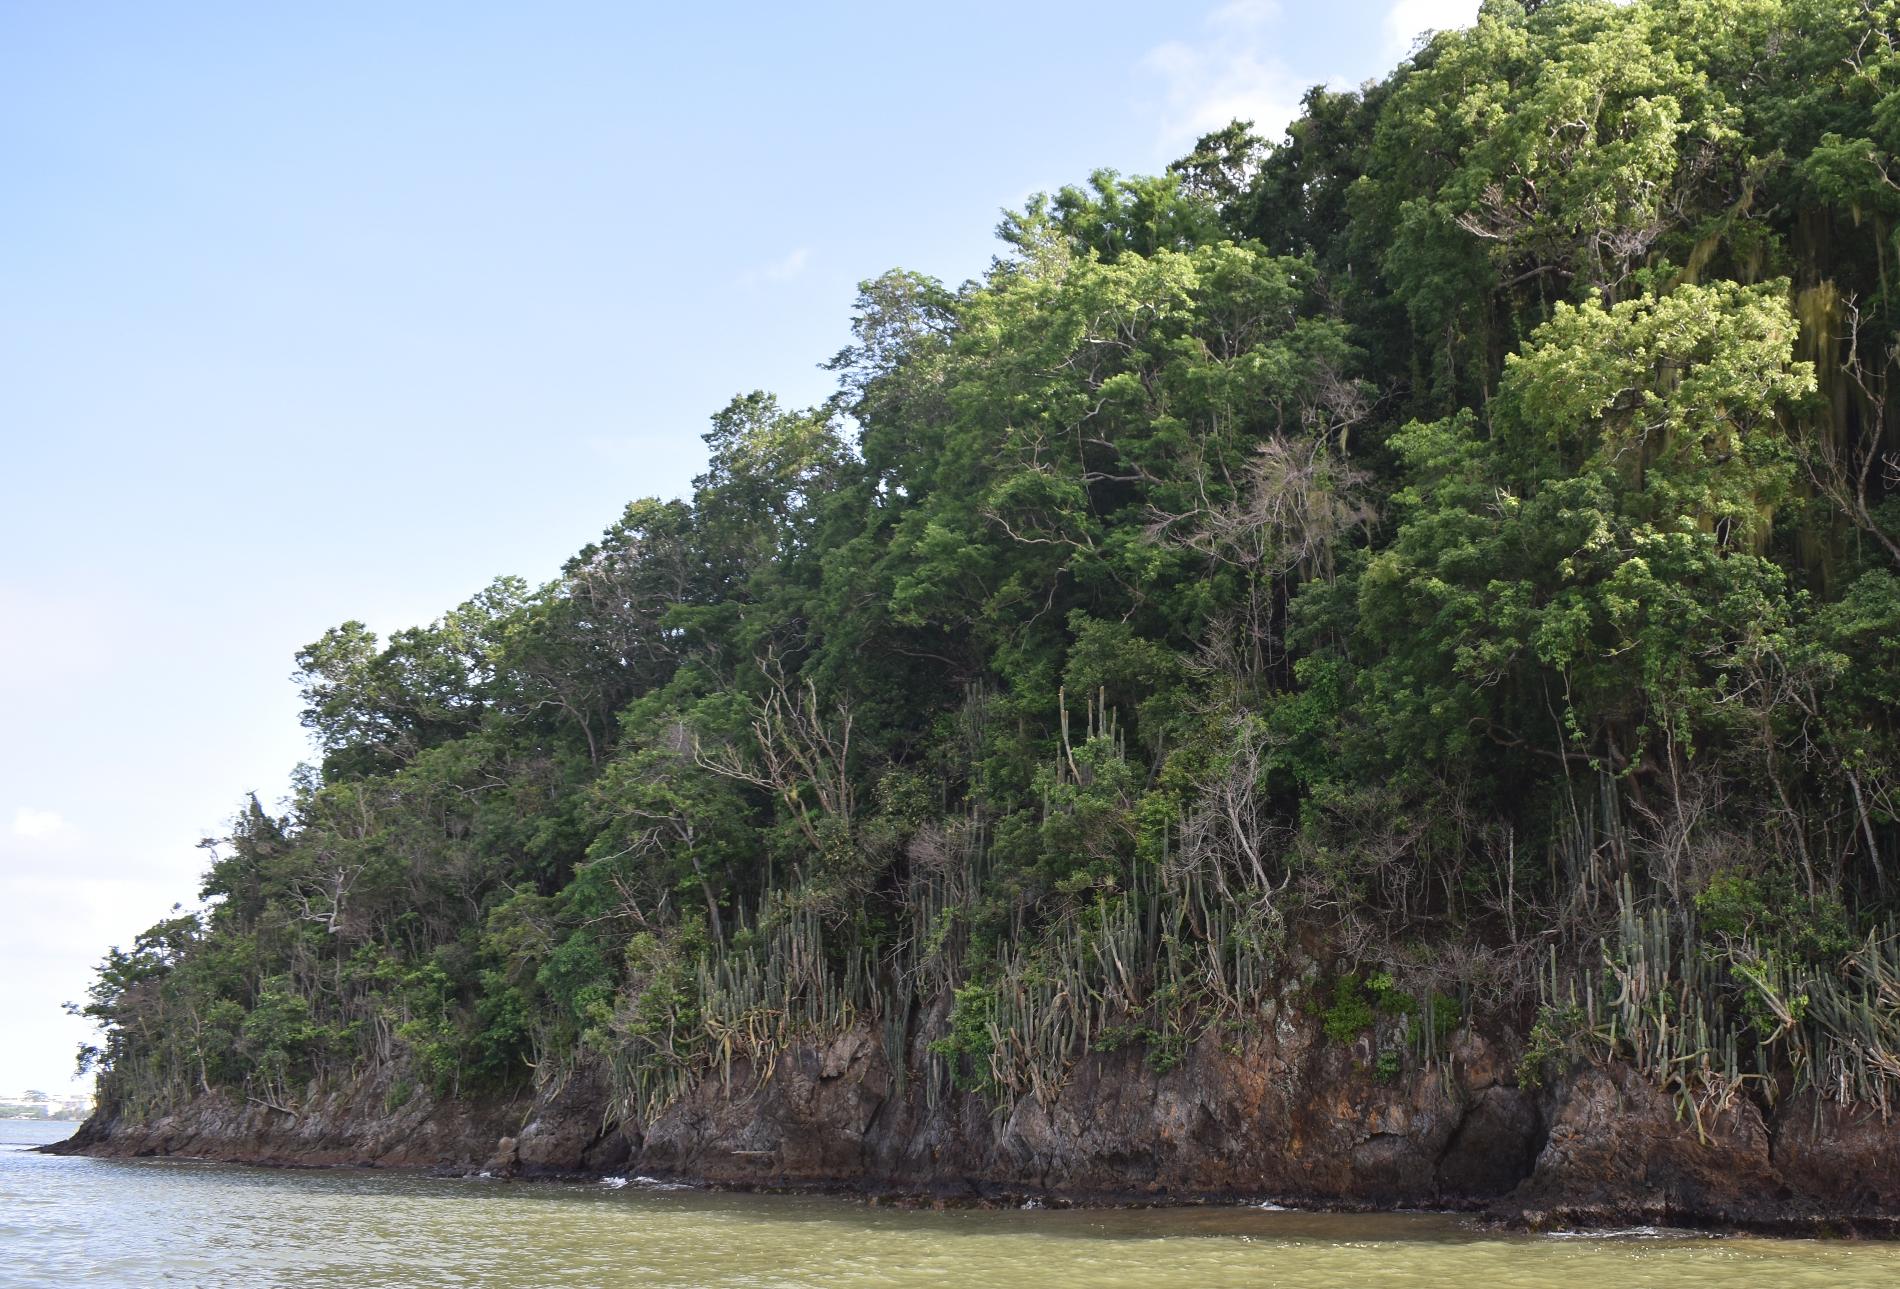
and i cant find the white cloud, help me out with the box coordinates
[1139,2,1305,155]
[764,247,810,281]
[741,247,812,288]
[11,808,64,840]
[1384,0,1482,61]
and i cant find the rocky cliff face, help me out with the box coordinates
[50,1011,1900,1233]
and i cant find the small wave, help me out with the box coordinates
[600,1174,690,1191]
[1542,1226,1704,1241]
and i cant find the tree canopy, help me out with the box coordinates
[81,0,1900,1124]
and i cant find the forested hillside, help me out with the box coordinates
[81,0,1900,1138]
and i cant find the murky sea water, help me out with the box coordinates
[6,1120,1900,1288]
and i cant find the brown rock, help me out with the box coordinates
[49,1013,1900,1231]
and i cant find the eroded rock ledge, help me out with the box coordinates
[49,1021,1900,1234]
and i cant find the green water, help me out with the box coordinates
[6,1120,1899,1288]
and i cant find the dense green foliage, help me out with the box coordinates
[82,0,1900,1125]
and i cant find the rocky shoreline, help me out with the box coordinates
[46,1013,1900,1236]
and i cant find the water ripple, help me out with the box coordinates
[4,1123,1899,1288]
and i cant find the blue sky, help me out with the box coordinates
[0,0,1477,1096]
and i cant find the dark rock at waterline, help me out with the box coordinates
[44,1008,1900,1233]
[1495,1065,1900,1234]
[1437,1085,1543,1199]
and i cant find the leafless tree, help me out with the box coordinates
[1173,711,1288,901]
[695,646,855,854]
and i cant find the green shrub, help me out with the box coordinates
[1366,971,1414,1015]
[1516,1003,1585,1090]
[928,981,998,1091]
[1322,975,1376,1044]
[1695,871,1768,938]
